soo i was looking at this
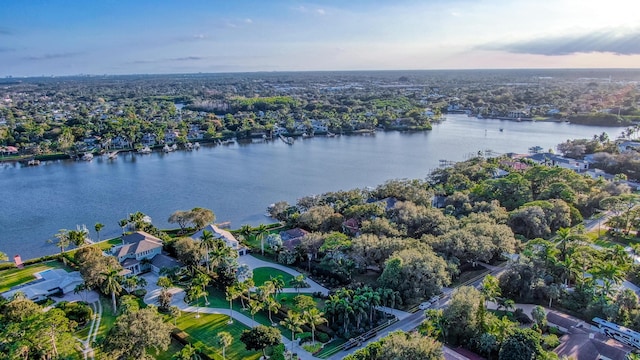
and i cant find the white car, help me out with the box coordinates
[419,296,441,310]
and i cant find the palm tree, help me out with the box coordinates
[271,275,285,297]
[50,229,70,261]
[225,285,241,324]
[124,275,141,293]
[280,311,303,353]
[69,228,88,247]
[303,308,327,344]
[199,230,215,272]
[265,297,281,326]
[352,295,367,330]
[361,287,380,324]
[216,331,233,360]
[118,219,128,235]
[187,286,206,318]
[248,299,263,326]
[101,267,123,314]
[609,245,632,269]
[555,227,573,260]
[173,343,201,360]
[193,273,211,305]
[94,222,105,241]
[74,282,89,302]
[338,299,354,334]
[324,294,341,326]
[239,279,254,309]
[289,274,307,294]
[254,224,268,255]
[169,305,181,326]
[481,274,501,307]
[238,224,252,242]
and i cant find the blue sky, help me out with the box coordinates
[1,0,639,76]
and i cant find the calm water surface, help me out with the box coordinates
[0,115,623,259]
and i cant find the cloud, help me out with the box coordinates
[293,5,326,15]
[22,52,83,61]
[127,56,208,65]
[169,56,207,62]
[244,18,253,24]
[483,28,640,56]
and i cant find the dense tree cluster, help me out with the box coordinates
[0,294,80,359]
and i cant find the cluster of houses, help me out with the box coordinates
[0,223,249,302]
[504,151,640,190]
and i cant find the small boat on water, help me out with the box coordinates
[221,139,235,145]
[27,159,40,166]
[194,142,200,149]
[163,144,173,153]
[107,151,118,159]
[327,132,336,137]
[81,153,94,161]
[185,142,193,151]
[138,146,152,154]
[171,144,178,151]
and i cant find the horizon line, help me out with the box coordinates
[4,67,640,80]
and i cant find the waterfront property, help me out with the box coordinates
[1,268,83,301]
[279,228,310,251]
[111,231,164,275]
[191,224,248,256]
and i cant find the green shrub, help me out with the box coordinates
[0,263,16,271]
[316,332,330,343]
[132,289,147,298]
[270,343,286,360]
[298,332,312,344]
[56,301,93,326]
[549,326,563,336]
[542,334,560,350]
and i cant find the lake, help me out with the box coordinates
[0,115,623,260]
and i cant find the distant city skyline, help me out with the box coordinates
[1,0,639,77]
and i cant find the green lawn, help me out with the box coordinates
[151,339,185,360]
[253,267,295,287]
[193,286,325,340]
[315,338,347,359]
[95,297,119,343]
[276,293,325,311]
[0,260,70,292]
[173,312,261,360]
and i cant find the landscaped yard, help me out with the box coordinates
[173,312,261,360]
[253,267,295,287]
[315,338,347,359]
[0,260,70,292]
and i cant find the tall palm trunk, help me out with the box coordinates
[111,291,117,314]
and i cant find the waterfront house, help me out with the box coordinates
[141,133,157,146]
[191,224,248,256]
[1,269,84,302]
[279,228,310,251]
[617,141,640,153]
[111,231,164,275]
[527,153,589,172]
